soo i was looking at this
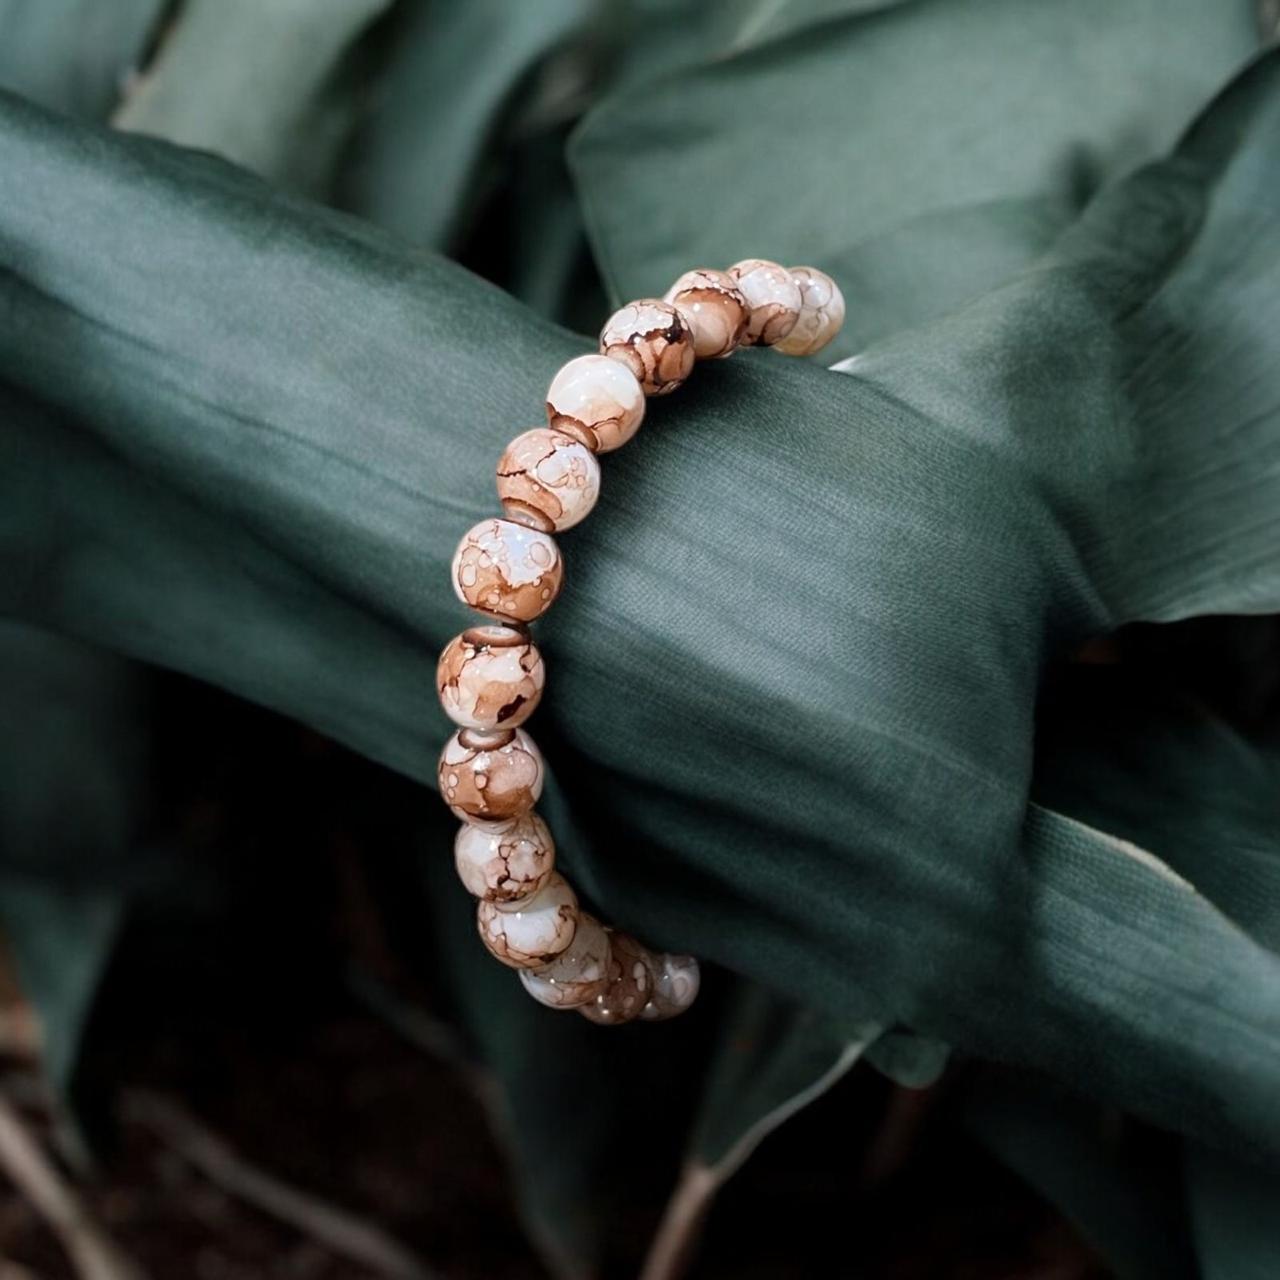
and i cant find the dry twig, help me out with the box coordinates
[0,1093,145,1280]
[124,1091,435,1280]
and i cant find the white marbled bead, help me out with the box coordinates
[663,268,749,359]
[774,266,846,357]
[452,517,563,623]
[437,625,544,732]
[519,913,612,1008]
[726,258,802,347]
[454,812,554,903]
[438,727,544,826]
[579,931,654,1025]
[640,953,701,1020]
[478,871,579,969]
[599,299,695,396]
[496,427,600,533]
[545,354,646,453]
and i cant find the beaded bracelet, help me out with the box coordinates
[436,259,845,1024]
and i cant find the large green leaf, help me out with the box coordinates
[0,0,165,120]
[2,46,1280,1175]
[967,663,1280,1280]
[571,0,1260,352]
[341,0,588,250]
[0,625,150,1095]
[113,0,394,195]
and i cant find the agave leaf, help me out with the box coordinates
[342,0,589,249]
[0,877,122,1096]
[1186,1146,1280,1280]
[113,0,392,194]
[571,0,1259,352]
[0,0,165,120]
[0,623,153,1096]
[968,663,1280,1280]
[640,990,875,1280]
[965,1073,1198,1280]
[2,48,1280,1169]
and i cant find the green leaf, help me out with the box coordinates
[0,624,151,1094]
[342,0,589,249]
[113,0,393,194]
[3,48,1280,1169]
[965,1074,1198,1280]
[0,877,122,1095]
[571,0,1260,352]
[1185,1146,1280,1280]
[862,1029,949,1089]
[640,991,874,1279]
[0,0,165,120]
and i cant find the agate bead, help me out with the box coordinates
[545,354,646,453]
[579,931,654,1025]
[663,268,749,359]
[436,625,544,732]
[496,428,601,533]
[438,727,544,825]
[451,517,563,623]
[774,266,846,357]
[599,299,695,396]
[519,913,612,1008]
[640,953,701,1021]
[454,812,555,903]
[477,871,579,969]
[726,258,802,346]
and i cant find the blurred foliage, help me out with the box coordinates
[1,1,1279,1276]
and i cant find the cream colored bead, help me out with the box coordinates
[545,354,645,453]
[663,268,749,359]
[438,727,543,825]
[437,625,544,732]
[773,266,846,357]
[519,913,612,1008]
[579,931,654,1025]
[496,428,600,533]
[599,299,695,396]
[452,517,563,623]
[454,812,554,903]
[726,258,802,346]
[477,871,578,969]
[640,953,701,1020]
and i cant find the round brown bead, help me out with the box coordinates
[663,268,749,359]
[438,727,544,825]
[726,258,802,347]
[496,427,601,533]
[437,625,544,732]
[578,931,655,1025]
[454,812,555,903]
[477,872,579,969]
[451,518,563,624]
[545,354,646,453]
[599,299,695,396]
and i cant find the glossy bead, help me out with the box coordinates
[496,428,601,533]
[437,625,544,732]
[663,268,749,359]
[546,354,646,453]
[579,931,654,1025]
[774,266,846,357]
[452,518,563,623]
[640,953,701,1020]
[438,727,543,825]
[599,299,695,396]
[519,913,612,1008]
[454,812,554,903]
[726,258,802,346]
[477,871,578,969]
